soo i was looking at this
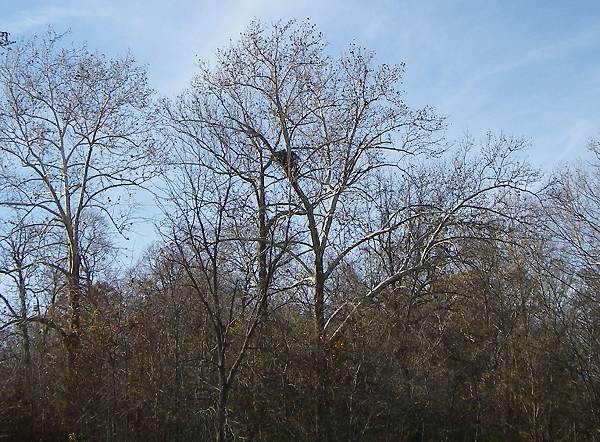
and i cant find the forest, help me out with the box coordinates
[0,20,599,442]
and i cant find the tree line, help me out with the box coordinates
[0,21,599,441]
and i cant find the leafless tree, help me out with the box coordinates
[162,19,537,438]
[157,114,298,439]
[0,219,41,397]
[541,136,600,427]
[545,137,600,276]
[0,30,156,434]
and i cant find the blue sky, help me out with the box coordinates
[4,0,600,260]
[5,0,600,167]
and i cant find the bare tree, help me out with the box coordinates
[0,31,156,434]
[164,19,536,438]
[545,137,600,275]
[0,219,41,399]
[156,119,297,439]
[541,136,600,427]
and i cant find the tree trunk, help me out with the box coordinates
[17,275,33,392]
[257,177,269,314]
[65,250,82,436]
[313,268,333,441]
[314,343,332,442]
[313,258,325,338]
[216,375,230,442]
[67,252,81,356]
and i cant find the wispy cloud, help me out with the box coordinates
[4,4,96,35]
[439,25,600,113]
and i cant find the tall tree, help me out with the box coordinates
[542,136,600,428]
[161,49,299,439]
[0,31,156,435]
[0,219,40,402]
[169,20,536,438]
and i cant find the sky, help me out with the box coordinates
[5,0,600,166]
[3,0,600,260]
